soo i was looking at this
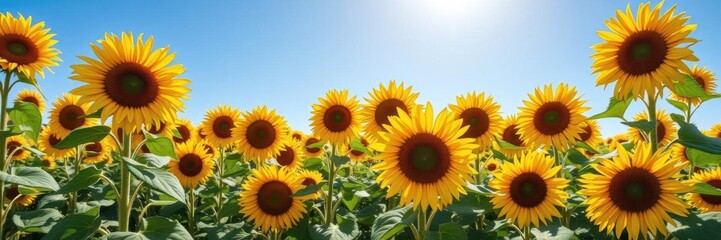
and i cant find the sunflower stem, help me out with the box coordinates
[474,154,483,184]
[524,225,533,240]
[67,145,83,214]
[187,188,197,236]
[0,71,13,238]
[416,208,427,240]
[118,131,133,231]
[324,146,337,226]
[648,95,659,153]
[215,147,225,224]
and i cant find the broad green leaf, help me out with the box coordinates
[203,223,250,240]
[425,222,467,240]
[687,148,721,167]
[532,222,575,240]
[446,192,492,215]
[671,113,721,155]
[136,153,171,168]
[666,98,689,112]
[668,212,721,239]
[490,149,507,161]
[694,182,721,196]
[56,166,102,194]
[310,215,360,240]
[126,158,186,202]
[43,206,100,240]
[574,141,598,154]
[79,108,102,119]
[496,139,524,150]
[567,148,589,165]
[142,131,178,159]
[350,137,373,155]
[371,205,417,240]
[306,140,326,149]
[303,158,323,171]
[16,72,47,99]
[0,167,59,191]
[589,96,632,120]
[293,182,326,197]
[673,74,718,99]
[138,216,193,240]
[54,125,111,149]
[8,101,42,141]
[332,155,350,166]
[219,198,241,220]
[621,120,656,134]
[13,208,63,233]
[105,232,145,240]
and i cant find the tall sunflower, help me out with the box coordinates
[670,65,717,105]
[310,89,361,145]
[0,12,60,79]
[340,136,374,163]
[4,185,36,207]
[490,151,568,229]
[275,140,304,170]
[235,106,289,162]
[592,2,698,100]
[40,156,56,169]
[168,141,215,188]
[495,114,525,157]
[238,165,307,233]
[360,81,419,141]
[15,89,45,113]
[576,120,603,148]
[517,83,589,150]
[37,126,73,159]
[70,32,190,132]
[200,105,241,148]
[371,102,478,211]
[706,123,721,139]
[301,135,325,158]
[579,142,690,240]
[448,92,503,151]
[172,118,195,144]
[685,168,721,213]
[83,137,112,164]
[627,110,677,146]
[297,169,324,199]
[7,135,30,161]
[48,93,96,138]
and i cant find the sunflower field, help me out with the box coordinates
[2,1,721,240]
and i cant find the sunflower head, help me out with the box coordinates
[235,106,289,162]
[40,156,56,169]
[448,91,503,151]
[290,130,305,143]
[172,118,196,144]
[484,158,500,173]
[15,89,45,113]
[685,168,721,213]
[297,169,324,200]
[4,185,36,207]
[200,105,241,148]
[301,135,325,158]
[145,121,173,138]
[274,139,304,170]
[495,114,526,157]
[627,109,677,146]
[592,2,698,100]
[70,32,190,133]
[706,123,721,139]
[0,12,61,79]
[48,93,97,138]
[238,165,307,233]
[576,120,603,148]
[670,143,690,163]
[669,65,717,105]
[83,137,112,164]
[371,102,478,211]
[579,142,691,239]
[341,136,374,163]
[6,135,30,161]
[38,126,73,159]
[360,80,419,141]
[310,89,361,145]
[168,141,215,189]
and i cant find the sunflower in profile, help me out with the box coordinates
[4,185,36,207]
[40,156,56,169]
[38,126,73,159]
[685,168,721,213]
[579,142,690,240]
[15,89,45,113]
[297,169,324,199]
[484,158,500,173]
[168,141,215,188]
[290,130,304,143]
[199,140,219,160]
[490,151,568,229]
[670,65,717,105]
[706,123,721,139]
[69,32,190,133]
[576,120,602,148]
[145,121,173,138]
[360,81,419,141]
[301,135,325,158]
[235,106,289,162]
[517,83,588,150]
[448,92,503,151]
[7,135,29,161]
[238,165,307,233]
[196,123,207,140]
[670,143,690,163]
[274,140,304,170]
[627,110,677,146]
[48,93,96,138]
[310,89,361,145]
[0,13,60,79]
[592,2,698,100]
[372,102,478,211]
[200,105,241,148]
[341,136,373,163]
[172,118,195,144]
[495,115,526,157]
[83,137,112,164]
[606,134,631,152]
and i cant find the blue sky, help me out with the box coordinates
[5,0,721,137]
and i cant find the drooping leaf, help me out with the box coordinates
[669,212,721,239]
[425,222,467,240]
[496,139,524,150]
[666,98,689,112]
[371,205,417,240]
[303,157,323,171]
[574,141,598,154]
[532,221,575,240]
[672,74,721,101]
[567,148,590,165]
[126,157,186,202]
[671,113,721,155]
[350,137,373,155]
[0,167,59,191]
[56,166,102,194]
[43,206,101,240]
[136,153,172,168]
[332,155,350,166]
[589,96,632,120]
[54,125,111,149]
[13,208,63,233]
[8,101,42,141]
[310,212,360,240]
[293,182,326,197]
[621,120,656,134]
[142,131,178,159]
[138,216,193,240]
[694,182,721,196]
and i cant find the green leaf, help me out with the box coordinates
[673,74,719,99]
[574,141,598,154]
[54,125,111,149]
[371,205,417,240]
[13,208,63,233]
[490,149,507,161]
[43,206,100,240]
[306,140,326,149]
[219,198,241,220]
[136,153,171,168]
[668,212,721,239]
[621,120,656,134]
[589,96,632,120]
[303,158,323,171]
[694,182,721,196]
[126,158,186,202]
[0,167,59,191]
[56,166,102,194]
[203,223,250,240]
[310,216,360,240]
[8,101,42,141]
[293,182,326,197]
[142,131,178,159]
[666,99,689,112]
[79,108,103,119]
[671,114,721,155]
[532,222,575,240]
[496,139,524,150]
[350,137,373,155]
[138,216,193,240]
[16,72,47,99]
[425,222,467,240]
[105,232,145,240]
[446,193,492,215]
[567,148,589,165]
[687,147,721,167]
[332,155,350,166]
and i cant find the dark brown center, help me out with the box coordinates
[178,154,203,177]
[257,181,293,216]
[323,105,352,132]
[104,62,159,107]
[21,96,40,107]
[617,30,668,76]
[374,99,407,128]
[533,102,571,135]
[609,167,661,212]
[246,120,276,149]
[84,142,103,155]
[5,186,20,200]
[502,124,524,147]
[305,138,322,153]
[509,172,547,207]
[147,122,166,135]
[291,133,303,142]
[578,124,594,142]
[397,133,451,183]
[276,146,295,166]
[302,177,317,186]
[0,34,39,64]
[7,140,23,157]
[487,163,497,172]
[459,108,490,139]
[59,105,87,131]
[212,116,234,138]
[700,179,721,205]
[173,125,191,143]
[48,134,62,147]
[350,138,369,156]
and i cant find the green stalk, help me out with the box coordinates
[215,148,225,224]
[68,145,83,214]
[188,189,197,235]
[648,96,659,152]
[0,71,13,238]
[324,146,336,226]
[416,208,426,240]
[118,131,133,231]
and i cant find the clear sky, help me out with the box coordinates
[5,0,721,137]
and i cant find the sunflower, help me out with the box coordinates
[172,118,195,144]
[448,92,503,151]
[196,123,207,140]
[290,130,304,143]
[4,185,36,207]
[0,12,60,79]
[579,142,690,240]
[7,135,29,161]
[40,156,56,169]
[490,151,568,229]
[37,126,73,159]
[200,105,241,148]
[484,158,500,173]
[607,134,632,151]
[517,83,588,150]
[145,121,173,138]
[685,168,721,213]
[340,136,374,163]
[670,65,717,105]
[297,169,324,199]
[592,2,698,100]
[627,110,677,146]
[14,89,45,113]
[48,93,96,138]
[238,165,307,233]
[274,140,304,170]
[495,114,525,157]
[83,137,112,164]
[706,123,721,139]
[235,106,289,162]
[360,81,419,141]
[70,32,190,133]
[168,141,214,188]
[576,120,603,148]
[670,143,690,163]
[199,140,219,160]
[301,135,325,158]
[310,89,361,145]
[371,102,478,211]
